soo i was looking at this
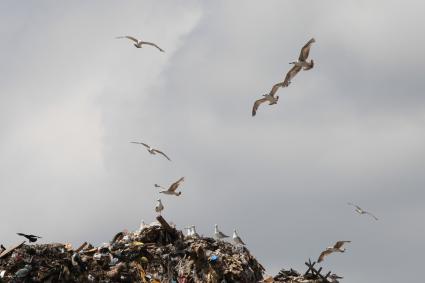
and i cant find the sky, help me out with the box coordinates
[1,1,424,282]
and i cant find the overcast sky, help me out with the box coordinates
[1,1,424,282]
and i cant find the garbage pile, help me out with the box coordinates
[0,217,265,282]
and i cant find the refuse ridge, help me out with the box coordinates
[0,216,342,282]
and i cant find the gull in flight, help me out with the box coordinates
[283,38,316,87]
[214,224,229,240]
[348,202,378,220]
[252,82,282,116]
[155,177,185,196]
[232,229,246,245]
[116,36,165,52]
[130,141,171,161]
[17,233,42,243]
[155,199,164,215]
[318,241,351,262]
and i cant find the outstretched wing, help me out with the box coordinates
[318,249,332,262]
[169,177,185,192]
[17,233,27,237]
[347,202,363,211]
[269,82,285,97]
[365,212,378,220]
[116,36,139,43]
[130,141,150,148]
[334,241,351,249]
[142,41,165,52]
[283,65,302,87]
[252,97,269,116]
[152,149,171,161]
[299,38,315,61]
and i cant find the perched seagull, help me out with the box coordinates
[17,233,42,243]
[252,82,283,116]
[214,224,229,240]
[155,177,185,196]
[283,38,316,87]
[348,202,378,220]
[318,241,351,262]
[130,141,171,161]
[184,226,192,237]
[329,274,344,283]
[191,225,200,238]
[155,199,164,215]
[232,229,246,245]
[116,36,165,52]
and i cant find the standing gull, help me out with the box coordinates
[283,38,316,87]
[232,229,246,245]
[318,241,351,262]
[155,177,185,196]
[348,202,378,220]
[214,224,229,240]
[130,141,171,161]
[252,82,282,116]
[190,225,200,238]
[155,199,164,215]
[116,36,165,52]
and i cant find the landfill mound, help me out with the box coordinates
[0,217,341,283]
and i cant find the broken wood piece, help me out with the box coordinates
[0,241,25,259]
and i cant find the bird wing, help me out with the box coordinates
[347,202,363,211]
[365,211,378,220]
[169,177,185,192]
[334,241,351,249]
[269,82,285,97]
[116,36,139,43]
[283,65,302,87]
[141,41,165,52]
[130,141,150,148]
[318,249,333,262]
[17,233,27,237]
[152,149,171,161]
[252,97,269,116]
[298,38,315,61]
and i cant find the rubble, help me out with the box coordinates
[0,218,343,282]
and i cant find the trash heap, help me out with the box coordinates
[265,263,342,283]
[0,217,265,282]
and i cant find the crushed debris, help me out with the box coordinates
[0,217,343,282]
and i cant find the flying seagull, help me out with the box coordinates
[318,241,351,263]
[155,199,164,215]
[214,224,229,240]
[283,38,316,87]
[348,202,378,220]
[130,141,171,161]
[232,229,246,245]
[155,177,185,196]
[252,82,282,116]
[116,36,165,52]
[16,233,42,243]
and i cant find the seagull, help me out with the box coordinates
[252,82,283,116]
[130,141,171,161]
[155,199,164,215]
[329,274,344,283]
[184,226,192,237]
[0,244,5,253]
[116,36,165,52]
[214,224,229,240]
[318,241,351,263]
[232,229,246,245]
[155,177,185,196]
[283,38,316,87]
[191,225,200,238]
[348,202,378,220]
[16,233,42,243]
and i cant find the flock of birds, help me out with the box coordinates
[2,35,381,272]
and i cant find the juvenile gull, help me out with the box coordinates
[214,224,229,240]
[318,241,351,262]
[348,202,378,220]
[283,38,316,87]
[232,229,246,245]
[116,36,165,52]
[155,177,185,196]
[252,82,282,116]
[155,199,164,215]
[130,141,171,161]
